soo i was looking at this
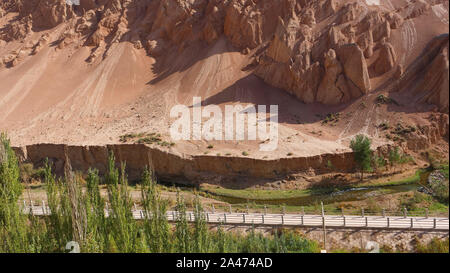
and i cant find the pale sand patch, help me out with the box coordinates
[365,0,381,6]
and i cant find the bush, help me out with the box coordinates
[430,175,449,204]
[375,94,399,105]
[373,154,386,171]
[19,163,45,183]
[416,238,449,253]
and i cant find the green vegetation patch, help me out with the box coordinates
[321,113,341,125]
[375,94,399,105]
[120,132,175,147]
[203,187,313,200]
[415,238,449,253]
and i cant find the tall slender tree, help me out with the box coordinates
[350,134,373,181]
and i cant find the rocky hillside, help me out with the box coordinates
[0,0,448,158]
[0,0,447,107]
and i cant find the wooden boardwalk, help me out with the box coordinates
[24,205,449,231]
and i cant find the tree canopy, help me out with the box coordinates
[350,134,373,180]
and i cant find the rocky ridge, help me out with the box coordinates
[0,0,448,111]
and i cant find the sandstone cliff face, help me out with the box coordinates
[17,0,72,29]
[402,113,449,151]
[397,34,449,113]
[373,40,397,76]
[13,143,358,183]
[0,0,448,109]
[419,39,449,113]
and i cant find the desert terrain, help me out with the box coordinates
[0,0,447,161]
[0,0,449,254]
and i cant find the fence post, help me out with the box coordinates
[343,216,346,227]
[224,213,227,224]
[229,204,232,214]
[23,200,26,212]
[212,204,215,214]
[189,212,192,222]
[365,217,368,227]
[262,214,264,224]
[301,215,304,225]
[410,218,413,229]
[282,215,284,225]
[425,208,429,219]
[42,200,46,215]
[206,213,209,222]
[433,218,436,229]
[172,211,175,221]
[282,206,286,215]
[140,210,143,219]
[243,214,246,223]
[403,207,407,218]
[322,216,326,251]
[134,203,137,211]
[387,217,390,228]
[321,202,324,217]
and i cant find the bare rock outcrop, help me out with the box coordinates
[0,15,32,42]
[17,0,72,29]
[224,1,263,50]
[397,34,449,113]
[373,39,397,75]
[0,0,448,111]
[336,44,371,95]
[316,46,370,105]
[403,114,449,151]
[401,0,431,20]
[266,15,301,64]
[316,49,344,105]
[419,39,449,113]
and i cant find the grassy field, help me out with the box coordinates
[194,167,450,217]
[203,168,425,200]
[202,187,313,200]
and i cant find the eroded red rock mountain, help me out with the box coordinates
[0,0,448,158]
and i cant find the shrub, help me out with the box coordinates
[375,94,398,105]
[389,146,401,170]
[416,238,449,253]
